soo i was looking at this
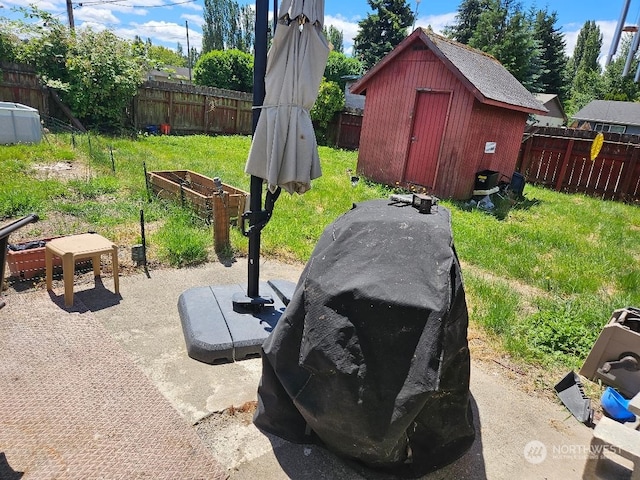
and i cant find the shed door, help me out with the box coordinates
[404,90,450,190]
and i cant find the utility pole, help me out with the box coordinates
[66,0,75,32]
[186,20,192,82]
[412,0,421,31]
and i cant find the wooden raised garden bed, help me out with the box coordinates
[146,170,249,251]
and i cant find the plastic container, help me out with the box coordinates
[0,102,42,144]
[601,387,636,423]
[160,123,171,135]
[510,172,526,196]
[474,170,499,190]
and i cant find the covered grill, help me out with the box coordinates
[254,199,475,475]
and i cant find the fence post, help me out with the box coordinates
[555,138,574,192]
[619,146,639,201]
[519,134,534,175]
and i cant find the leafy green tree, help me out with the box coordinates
[193,49,253,92]
[324,51,364,90]
[443,0,491,43]
[202,0,253,53]
[468,0,542,91]
[0,23,19,63]
[202,0,233,52]
[565,69,605,117]
[147,45,187,67]
[353,0,415,71]
[532,8,568,99]
[324,25,344,53]
[311,79,344,144]
[239,4,255,54]
[568,20,602,76]
[564,20,603,116]
[602,34,640,102]
[189,47,201,68]
[5,8,145,130]
[13,7,72,86]
[64,29,145,129]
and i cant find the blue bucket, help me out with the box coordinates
[601,387,636,423]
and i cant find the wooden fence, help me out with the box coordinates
[133,81,253,135]
[0,63,363,145]
[517,126,640,202]
[327,111,363,150]
[0,62,48,114]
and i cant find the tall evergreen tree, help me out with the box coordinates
[353,0,414,71]
[443,0,491,43]
[202,0,229,52]
[532,8,568,99]
[202,0,254,53]
[565,20,604,116]
[569,20,602,75]
[239,5,255,54]
[467,0,543,90]
[468,0,508,56]
[324,25,344,53]
[602,34,640,102]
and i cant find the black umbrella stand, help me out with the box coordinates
[177,0,296,364]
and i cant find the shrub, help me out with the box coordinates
[311,79,344,144]
[193,49,253,92]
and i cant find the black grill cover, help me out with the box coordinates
[254,199,475,475]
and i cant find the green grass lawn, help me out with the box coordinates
[2,132,640,373]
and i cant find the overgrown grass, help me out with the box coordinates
[2,132,640,373]
[152,207,211,267]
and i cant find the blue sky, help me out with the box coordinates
[0,0,633,65]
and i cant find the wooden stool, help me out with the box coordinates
[45,233,119,307]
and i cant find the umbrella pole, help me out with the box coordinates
[241,0,270,304]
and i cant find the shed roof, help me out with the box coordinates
[351,29,547,115]
[573,100,640,127]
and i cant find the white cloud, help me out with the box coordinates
[323,11,457,57]
[180,1,202,11]
[2,0,63,13]
[180,13,203,27]
[324,14,359,53]
[562,19,618,69]
[74,6,120,25]
[414,12,457,34]
[115,20,202,50]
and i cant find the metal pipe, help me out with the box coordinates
[0,213,39,308]
[0,213,39,240]
[607,0,632,66]
[246,0,269,299]
[623,30,640,76]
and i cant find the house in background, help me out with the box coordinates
[351,29,547,200]
[147,66,192,84]
[342,75,365,113]
[571,100,640,134]
[530,93,567,127]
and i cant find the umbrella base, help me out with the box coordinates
[178,280,295,364]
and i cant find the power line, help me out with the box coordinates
[77,0,197,8]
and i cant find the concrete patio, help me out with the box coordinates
[0,259,635,479]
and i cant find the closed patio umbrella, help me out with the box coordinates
[245,0,329,195]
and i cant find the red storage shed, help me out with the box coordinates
[350,29,547,199]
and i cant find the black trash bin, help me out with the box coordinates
[474,169,499,191]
